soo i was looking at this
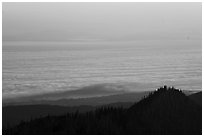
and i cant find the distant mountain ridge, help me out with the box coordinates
[3,83,168,105]
[2,83,132,105]
[3,91,149,106]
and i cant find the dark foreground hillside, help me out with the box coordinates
[3,92,148,128]
[3,86,202,135]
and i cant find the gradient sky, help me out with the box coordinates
[3,2,201,42]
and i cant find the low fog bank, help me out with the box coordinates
[3,82,200,106]
[3,82,161,104]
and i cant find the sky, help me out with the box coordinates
[2,2,202,42]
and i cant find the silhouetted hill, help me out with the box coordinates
[188,92,202,106]
[128,86,202,134]
[3,86,202,135]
